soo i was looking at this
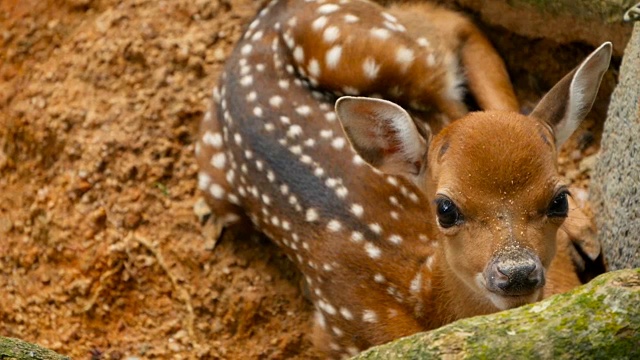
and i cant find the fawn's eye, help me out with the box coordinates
[435,196,462,228]
[547,190,569,218]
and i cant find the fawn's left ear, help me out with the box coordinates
[530,42,612,148]
[335,96,430,178]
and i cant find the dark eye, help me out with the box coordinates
[436,197,462,228]
[547,191,569,217]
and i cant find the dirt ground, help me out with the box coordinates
[0,0,616,359]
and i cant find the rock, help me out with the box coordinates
[452,0,635,55]
[591,23,640,270]
[353,269,640,359]
[0,337,70,360]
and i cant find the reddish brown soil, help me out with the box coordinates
[0,0,611,359]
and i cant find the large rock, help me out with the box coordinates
[591,24,640,270]
[353,269,640,359]
[452,0,635,55]
[0,337,70,360]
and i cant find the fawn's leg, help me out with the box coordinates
[196,88,246,240]
[282,0,469,122]
[389,3,519,112]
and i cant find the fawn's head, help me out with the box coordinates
[336,43,611,310]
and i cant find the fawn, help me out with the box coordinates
[196,0,611,357]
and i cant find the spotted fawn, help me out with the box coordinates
[196,0,611,357]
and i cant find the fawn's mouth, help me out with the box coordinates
[486,291,541,310]
[475,273,542,310]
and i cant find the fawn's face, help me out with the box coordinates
[336,42,610,310]
[426,112,568,309]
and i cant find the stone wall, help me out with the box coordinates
[591,23,640,270]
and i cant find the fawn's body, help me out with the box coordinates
[196,0,610,357]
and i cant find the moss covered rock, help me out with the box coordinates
[0,337,70,360]
[353,269,640,359]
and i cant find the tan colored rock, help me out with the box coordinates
[591,23,640,270]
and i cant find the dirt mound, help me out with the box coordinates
[1,0,319,358]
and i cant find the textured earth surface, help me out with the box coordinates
[0,0,615,359]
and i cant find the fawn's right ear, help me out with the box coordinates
[335,96,430,178]
[530,42,612,148]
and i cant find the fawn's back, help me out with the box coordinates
[196,0,610,358]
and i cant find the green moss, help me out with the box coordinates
[353,269,640,360]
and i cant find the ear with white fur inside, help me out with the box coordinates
[335,96,430,177]
[530,42,612,148]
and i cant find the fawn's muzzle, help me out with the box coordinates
[484,248,545,296]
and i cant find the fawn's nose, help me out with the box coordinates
[484,249,545,296]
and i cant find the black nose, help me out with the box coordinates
[485,249,545,296]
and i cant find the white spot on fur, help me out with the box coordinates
[363,57,380,79]
[374,274,385,283]
[240,75,253,87]
[241,44,253,56]
[351,231,363,243]
[335,186,348,198]
[331,137,346,150]
[317,3,340,14]
[369,223,382,234]
[395,47,415,72]
[287,125,303,139]
[251,30,264,41]
[344,14,359,23]
[339,307,354,320]
[327,219,342,232]
[306,208,319,222]
[362,309,378,323]
[417,37,430,47]
[198,172,211,190]
[326,45,342,69]
[410,271,422,294]
[312,16,328,31]
[203,132,223,148]
[370,28,390,40]
[365,242,381,259]
[350,204,363,217]
[293,46,304,63]
[332,326,343,337]
[278,79,290,89]
[320,129,333,138]
[325,112,337,122]
[296,105,312,116]
[315,311,326,329]
[209,184,225,199]
[289,145,302,155]
[308,58,321,78]
[269,96,283,108]
[323,26,340,43]
[211,153,226,169]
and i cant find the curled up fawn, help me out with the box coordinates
[196,0,611,357]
